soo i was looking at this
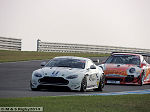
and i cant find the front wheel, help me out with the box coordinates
[80,76,87,92]
[139,73,144,86]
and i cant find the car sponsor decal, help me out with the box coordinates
[107,80,120,84]
[146,68,150,78]
[104,69,127,76]
[105,74,126,77]
[97,81,99,86]
[51,71,59,76]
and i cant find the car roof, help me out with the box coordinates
[112,53,142,57]
[54,56,90,61]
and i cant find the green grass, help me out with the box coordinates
[0,50,110,63]
[0,95,150,112]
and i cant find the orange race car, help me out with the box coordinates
[99,53,150,85]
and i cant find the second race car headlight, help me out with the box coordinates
[129,68,136,73]
[99,65,103,70]
[66,75,78,79]
[34,73,42,77]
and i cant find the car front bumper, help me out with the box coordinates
[105,75,141,85]
[31,76,81,91]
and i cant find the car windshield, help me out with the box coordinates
[45,58,86,69]
[105,55,140,65]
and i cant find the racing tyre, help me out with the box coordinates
[139,73,144,86]
[95,74,105,91]
[80,76,87,92]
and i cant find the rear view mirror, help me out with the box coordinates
[90,65,96,69]
[92,59,100,63]
[41,62,46,67]
[141,63,146,67]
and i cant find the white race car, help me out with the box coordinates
[30,56,105,92]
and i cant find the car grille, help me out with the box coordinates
[39,77,69,85]
[125,75,134,82]
[106,78,121,81]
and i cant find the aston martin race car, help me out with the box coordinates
[99,53,150,85]
[30,56,105,91]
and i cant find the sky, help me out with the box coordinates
[0,0,150,51]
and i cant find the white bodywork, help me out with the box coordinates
[31,56,104,91]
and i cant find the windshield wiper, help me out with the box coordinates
[57,65,70,67]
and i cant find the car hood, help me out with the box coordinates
[35,67,85,77]
[103,64,141,76]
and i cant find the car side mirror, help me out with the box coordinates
[141,63,146,67]
[41,62,46,67]
[90,65,96,69]
[101,61,105,64]
[92,59,100,63]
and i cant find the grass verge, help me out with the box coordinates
[0,50,110,63]
[0,94,150,112]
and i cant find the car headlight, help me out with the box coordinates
[66,75,78,79]
[34,73,42,77]
[129,68,136,73]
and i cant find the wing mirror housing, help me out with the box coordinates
[92,59,100,64]
[90,65,96,69]
[41,62,46,67]
[141,63,146,67]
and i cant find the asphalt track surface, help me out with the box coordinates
[0,57,150,98]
